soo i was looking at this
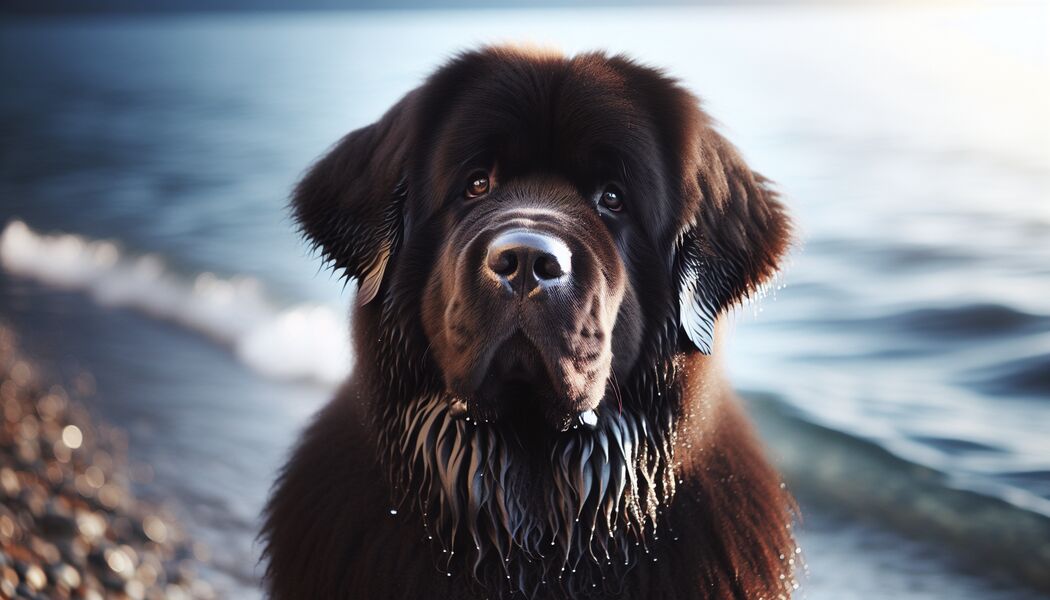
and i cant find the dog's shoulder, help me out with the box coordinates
[262,382,381,598]
[262,383,467,599]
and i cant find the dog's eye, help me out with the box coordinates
[599,186,624,212]
[464,172,491,199]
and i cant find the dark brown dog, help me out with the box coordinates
[263,46,797,600]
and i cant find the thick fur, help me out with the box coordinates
[263,46,797,600]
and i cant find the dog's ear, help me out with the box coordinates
[292,93,416,305]
[603,56,792,354]
[675,125,792,354]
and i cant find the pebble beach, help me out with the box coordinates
[0,326,211,600]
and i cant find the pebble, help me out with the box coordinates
[0,327,213,599]
[23,563,47,590]
[50,562,81,589]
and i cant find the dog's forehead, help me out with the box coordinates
[443,53,652,164]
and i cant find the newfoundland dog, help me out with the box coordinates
[263,46,797,600]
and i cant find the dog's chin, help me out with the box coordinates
[470,374,576,433]
[450,334,606,433]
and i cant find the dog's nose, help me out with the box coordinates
[486,229,572,295]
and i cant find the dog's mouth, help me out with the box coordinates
[450,332,603,432]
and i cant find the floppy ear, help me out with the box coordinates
[676,128,792,354]
[292,93,416,305]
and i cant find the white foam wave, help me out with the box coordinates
[0,219,350,386]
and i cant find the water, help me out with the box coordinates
[1,5,1048,598]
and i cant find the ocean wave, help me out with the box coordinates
[0,219,350,386]
[794,302,1050,340]
[746,392,1050,593]
[889,304,1050,338]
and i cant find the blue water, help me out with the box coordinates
[1,6,1048,599]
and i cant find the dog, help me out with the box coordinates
[263,46,797,600]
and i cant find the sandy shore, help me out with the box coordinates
[0,325,212,600]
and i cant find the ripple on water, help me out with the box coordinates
[888,303,1049,338]
[964,352,1050,399]
[909,436,1004,456]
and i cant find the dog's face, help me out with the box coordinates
[293,47,789,433]
[413,52,693,433]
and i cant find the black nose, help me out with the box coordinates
[486,229,572,295]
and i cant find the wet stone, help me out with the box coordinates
[23,563,47,590]
[0,565,17,596]
[49,562,81,590]
[76,510,107,541]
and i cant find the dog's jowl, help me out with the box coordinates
[263,46,797,600]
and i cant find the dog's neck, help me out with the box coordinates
[373,382,678,598]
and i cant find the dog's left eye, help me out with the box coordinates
[599,186,624,212]
[464,172,491,199]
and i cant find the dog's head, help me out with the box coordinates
[291,46,794,597]
[293,46,790,432]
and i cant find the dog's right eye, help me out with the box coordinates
[464,172,491,199]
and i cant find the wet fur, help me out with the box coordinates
[263,47,797,599]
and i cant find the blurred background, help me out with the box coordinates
[1,1,1047,598]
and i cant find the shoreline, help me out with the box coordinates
[0,325,213,599]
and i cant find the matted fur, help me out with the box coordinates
[379,392,676,597]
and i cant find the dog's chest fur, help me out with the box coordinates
[263,376,799,600]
